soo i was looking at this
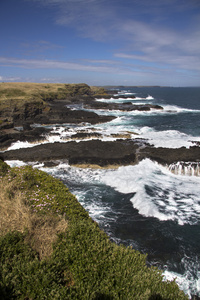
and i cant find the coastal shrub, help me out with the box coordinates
[0,231,72,299]
[0,222,188,299]
[0,162,188,299]
[52,219,188,299]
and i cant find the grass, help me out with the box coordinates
[0,82,108,126]
[0,82,66,101]
[0,160,189,299]
[0,82,107,102]
[0,177,68,259]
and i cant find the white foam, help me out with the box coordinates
[136,127,200,148]
[100,159,200,225]
[5,160,27,167]
[168,162,200,176]
[162,104,200,113]
[7,141,39,150]
[163,255,200,297]
[95,115,200,148]
[5,160,44,168]
[146,95,154,100]
[43,159,200,226]
[98,119,200,149]
[6,123,200,151]
[96,95,154,103]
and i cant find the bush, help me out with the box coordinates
[0,163,188,299]
[52,220,188,299]
[0,231,71,299]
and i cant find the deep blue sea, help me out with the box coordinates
[6,87,200,298]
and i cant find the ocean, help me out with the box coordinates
[6,87,200,298]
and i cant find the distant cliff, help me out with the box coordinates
[0,82,109,128]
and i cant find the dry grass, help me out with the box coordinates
[0,82,106,101]
[0,178,68,259]
[0,82,66,101]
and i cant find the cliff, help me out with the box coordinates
[0,160,188,299]
[0,82,109,128]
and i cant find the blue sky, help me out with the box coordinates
[0,0,200,86]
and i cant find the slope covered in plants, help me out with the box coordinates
[0,160,188,299]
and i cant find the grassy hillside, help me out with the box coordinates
[0,82,108,127]
[0,160,188,299]
[0,82,107,103]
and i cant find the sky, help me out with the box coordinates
[0,0,200,86]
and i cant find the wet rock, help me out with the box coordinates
[2,140,200,168]
[139,146,200,165]
[33,101,115,125]
[22,121,32,131]
[0,127,50,150]
[84,100,163,112]
[72,132,102,139]
[1,140,139,166]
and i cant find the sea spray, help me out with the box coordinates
[168,161,200,176]
[100,159,200,225]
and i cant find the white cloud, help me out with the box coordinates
[27,0,200,73]
[3,0,200,85]
[21,40,64,52]
[0,76,22,82]
[113,18,200,72]
[1,56,199,86]
[0,57,132,74]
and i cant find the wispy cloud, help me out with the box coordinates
[17,40,65,61]
[0,75,22,82]
[1,55,198,83]
[21,40,64,53]
[2,0,199,85]
[114,20,200,72]
[27,0,200,73]
[0,56,130,74]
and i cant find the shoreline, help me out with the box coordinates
[1,83,200,298]
[1,82,200,174]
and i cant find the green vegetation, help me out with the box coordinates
[0,82,108,126]
[0,82,107,103]
[0,160,188,299]
[0,88,26,99]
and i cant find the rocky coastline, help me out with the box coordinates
[0,83,200,172]
[1,139,200,169]
[1,83,200,299]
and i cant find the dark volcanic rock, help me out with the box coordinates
[1,90,199,168]
[0,99,115,149]
[1,139,200,168]
[139,146,200,165]
[0,127,50,149]
[1,140,139,166]
[84,100,163,112]
[33,101,115,125]
[72,132,102,139]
